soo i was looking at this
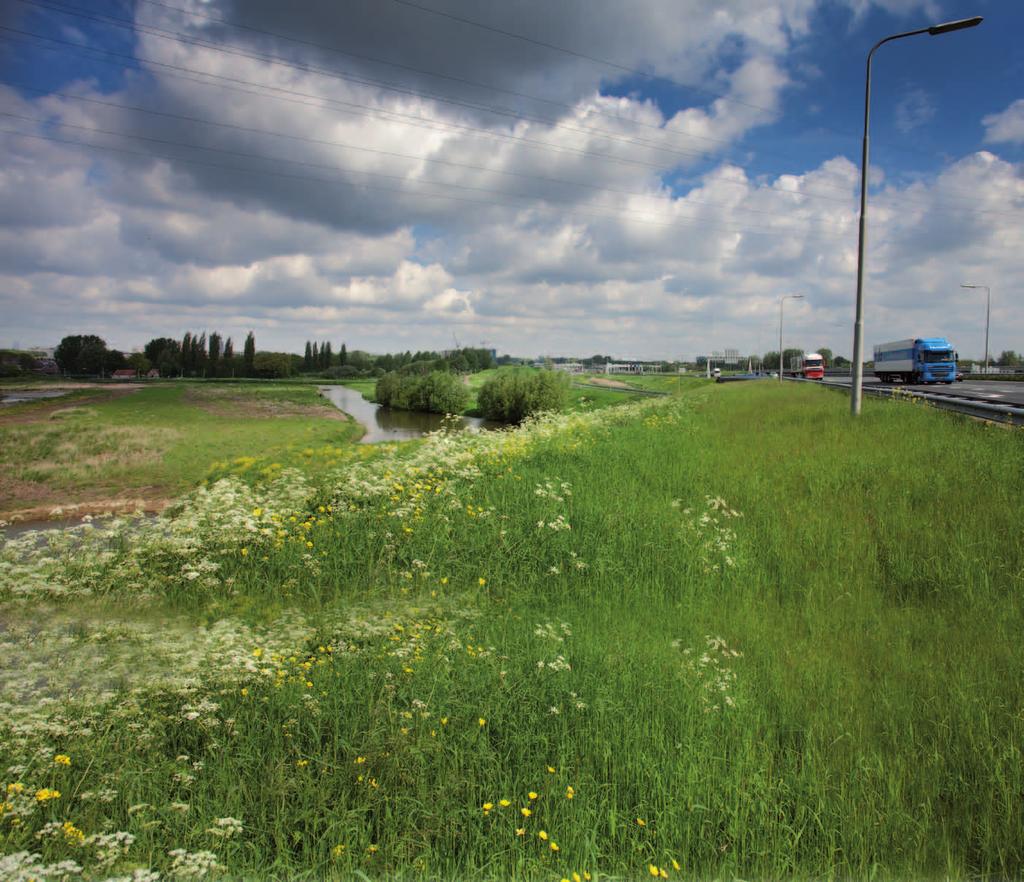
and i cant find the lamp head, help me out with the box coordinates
[928,16,982,36]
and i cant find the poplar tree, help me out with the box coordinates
[340,343,347,366]
[322,341,333,368]
[304,341,313,371]
[243,332,255,376]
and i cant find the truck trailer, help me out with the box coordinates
[873,337,957,384]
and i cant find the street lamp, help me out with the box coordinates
[850,15,983,416]
[960,283,991,373]
[779,294,804,382]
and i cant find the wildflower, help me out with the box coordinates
[252,507,262,517]
[515,827,526,836]
[672,859,681,871]
[478,717,486,727]
[520,807,532,818]
[637,817,647,827]
[252,648,263,658]
[296,760,309,767]
[550,841,560,852]
[367,844,378,854]
[35,788,61,802]
[355,756,366,764]
[240,547,248,556]
[499,799,511,807]
[478,577,486,587]
[331,844,347,858]
[482,802,494,812]
[565,786,575,800]
[240,688,249,697]
[574,874,582,882]
[440,717,448,726]
[538,830,548,841]
[547,765,556,774]
[54,754,71,766]
[62,821,85,844]
[649,865,660,877]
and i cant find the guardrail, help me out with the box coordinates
[803,378,1024,426]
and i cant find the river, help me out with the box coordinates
[318,384,503,443]
[0,389,68,407]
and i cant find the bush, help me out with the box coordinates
[375,370,469,414]
[322,365,363,379]
[477,369,569,423]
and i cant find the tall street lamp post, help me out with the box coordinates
[850,15,983,416]
[780,294,804,383]
[960,283,991,373]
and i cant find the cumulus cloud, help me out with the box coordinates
[983,99,1024,145]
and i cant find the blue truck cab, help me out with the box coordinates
[873,337,957,384]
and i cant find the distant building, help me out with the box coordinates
[111,369,136,381]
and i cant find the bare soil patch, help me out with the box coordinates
[585,377,635,389]
[2,496,171,524]
[0,386,140,426]
[182,387,349,421]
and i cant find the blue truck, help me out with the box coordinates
[873,337,958,384]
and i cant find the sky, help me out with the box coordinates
[0,0,1021,361]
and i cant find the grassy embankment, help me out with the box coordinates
[0,383,362,519]
[1,382,1022,880]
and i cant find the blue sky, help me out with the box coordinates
[1,0,1021,360]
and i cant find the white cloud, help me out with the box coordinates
[983,99,1024,145]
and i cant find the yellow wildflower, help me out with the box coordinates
[520,807,532,818]
[252,648,263,658]
[573,874,582,882]
[240,547,248,556]
[252,507,262,517]
[528,791,538,800]
[53,755,71,767]
[35,789,61,802]
[240,688,249,697]
[649,865,660,878]
[367,844,378,854]
[478,718,486,727]
[331,844,346,858]
[62,821,85,845]
[515,828,526,836]
[547,765,556,774]
[550,841,560,852]
[355,756,366,764]
[672,859,681,871]
[482,803,494,812]
[565,785,575,800]
[637,817,647,827]
[499,799,511,807]
[538,830,548,841]
[478,577,486,587]
[296,759,309,767]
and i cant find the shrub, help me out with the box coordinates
[322,365,362,379]
[375,370,469,414]
[477,369,569,423]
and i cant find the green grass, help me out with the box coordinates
[2,383,1022,880]
[0,383,362,513]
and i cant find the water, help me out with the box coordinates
[0,389,68,406]
[319,384,504,443]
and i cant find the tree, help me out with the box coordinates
[322,341,333,369]
[126,352,151,375]
[208,332,222,366]
[817,347,834,365]
[243,332,256,376]
[54,334,110,376]
[339,343,347,366]
[304,341,313,371]
[996,350,1020,367]
[251,351,292,378]
[223,337,234,360]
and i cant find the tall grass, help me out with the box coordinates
[1,383,1021,880]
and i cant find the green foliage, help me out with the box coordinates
[53,334,123,375]
[251,352,293,379]
[375,370,469,413]
[477,368,569,422]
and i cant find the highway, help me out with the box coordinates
[823,376,1024,408]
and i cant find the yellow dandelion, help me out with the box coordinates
[672,859,681,871]
[252,507,262,517]
[573,874,582,882]
[367,844,378,854]
[53,755,71,767]
[478,577,486,587]
[528,791,538,800]
[499,799,511,807]
[331,844,346,859]
[550,841,560,852]
[520,807,532,818]
[482,802,494,811]
[355,756,366,764]
[240,547,248,556]
[478,717,486,727]
[637,817,647,827]
[538,830,548,841]
[660,869,668,879]
[296,759,309,767]
[565,785,575,800]
[584,873,592,881]
[440,717,448,726]
[649,865,660,877]
[515,827,526,836]
[547,765,556,774]
[252,648,263,658]
[240,688,249,697]
[35,788,60,802]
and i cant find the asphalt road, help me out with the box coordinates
[823,376,1024,408]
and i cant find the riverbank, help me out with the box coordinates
[2,383,1022,879]
[0,383,360,521]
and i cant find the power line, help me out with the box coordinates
[2,114,840,239]
[7,28,1016,221]
[128,0,978,187]
[16,0,728,167]
[5,81,800,222]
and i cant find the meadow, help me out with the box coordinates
[0,383,361,520]
[1,382,1022,881]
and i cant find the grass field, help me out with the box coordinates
[0,383,362,518]
[1,382,1022,880]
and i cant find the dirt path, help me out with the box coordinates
[1,496,172,525]
[584,377,635,389]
